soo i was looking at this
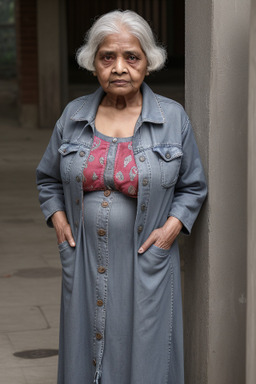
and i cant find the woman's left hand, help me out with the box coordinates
[138,216,183,253]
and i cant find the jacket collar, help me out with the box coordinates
[70,82,165,125]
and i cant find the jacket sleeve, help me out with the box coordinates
[168,118,207,234]
[36,120,65,227]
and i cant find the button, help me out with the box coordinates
[104,190,111,197]
[97,299,103,307]
[141,204,146,212]
[98,266,106,274]
[76,176,81,182]
[98,229,106,236]
[79,150,85,157]
[165,152,171,159]
[93,359,96,366]
[112,137,117,143]
[96,332,102,340]
[76,199,80,205]
[142,178,148,186]
[139,156,145,162]
[101,201,109,208]
[63,148,67,153]
[138,225,143,233]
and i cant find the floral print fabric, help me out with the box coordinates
[83,134,138,197]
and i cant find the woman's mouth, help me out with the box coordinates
[111,80,129,85]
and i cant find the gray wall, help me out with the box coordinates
[184,0,250,382]
[247,0,256,382]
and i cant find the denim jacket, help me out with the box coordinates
[37,82,207,245]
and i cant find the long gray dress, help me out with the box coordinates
[81,132,138,382]
[59,131,181,383]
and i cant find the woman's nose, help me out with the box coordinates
[113,57,127,74]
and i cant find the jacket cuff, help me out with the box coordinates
[168,209,192,235]
[40,198,66,228]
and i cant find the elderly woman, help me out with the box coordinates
[37,10,207,384]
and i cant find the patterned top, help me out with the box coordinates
[83,130,138,197]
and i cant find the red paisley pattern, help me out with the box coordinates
[83,135,138,198]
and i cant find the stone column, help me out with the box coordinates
[246,0,256,382]
[37,0,68,129]
[184,0,250,383]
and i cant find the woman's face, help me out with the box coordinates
[94,30,148,99]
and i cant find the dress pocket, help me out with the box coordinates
[58,241,76,298]
[151,244,171,257]
[139,245,171,283]
[153,145,183,188]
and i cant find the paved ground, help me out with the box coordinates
[0,79,184,383]
[0,80,60,383]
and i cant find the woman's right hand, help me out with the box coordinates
[51,211,76,247]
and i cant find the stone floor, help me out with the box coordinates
[0,80,61,383]
[0,78,184,383]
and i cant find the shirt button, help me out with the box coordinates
[139,156,145,162]
[76,199,80,205]
[79,151,85,157]
[98,229,106,236]
[104,190,111,197]
[138,225,143,234]
[63,148,67,153]
[96,332,102,340]
[76,176,81,182]
[97,299,104,307]
[165,152,171,159]
[142,178,148,186]
[101,201,109,208]
[98,266,106,274]
[141,204,146,212]
[112,137,117,143]
[93,359,96,366]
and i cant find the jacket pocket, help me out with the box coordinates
[153,145,183,188]
[58,142,80,183]
[58,240,76,306]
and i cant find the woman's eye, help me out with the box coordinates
[103,55,113,62]
[128,55,137,62]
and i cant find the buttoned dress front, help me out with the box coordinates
[36,82,207,384]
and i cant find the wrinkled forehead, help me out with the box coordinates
[96,31,145,56]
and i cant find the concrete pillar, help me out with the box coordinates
[184,0,249,383]
[37,0,68,129]
[246,0,256,382]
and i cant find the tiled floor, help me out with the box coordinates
[0,104,61,383]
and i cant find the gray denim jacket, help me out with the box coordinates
[37,82,207,245]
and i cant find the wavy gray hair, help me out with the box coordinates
[76,10,167,73]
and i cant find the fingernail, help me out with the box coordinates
[71,241,75,247]
[138,247,144,254]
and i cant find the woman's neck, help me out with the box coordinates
[101,91,142,110]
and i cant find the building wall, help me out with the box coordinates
[184,0,249,382]
[247,0,256,382]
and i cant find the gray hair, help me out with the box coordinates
[76,10,167,73]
